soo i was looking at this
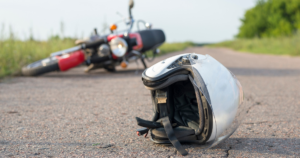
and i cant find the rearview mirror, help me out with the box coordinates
[129,0,134,9]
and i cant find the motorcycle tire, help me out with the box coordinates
[103,65,116,72]
[22,57,60,76]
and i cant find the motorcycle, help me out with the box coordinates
[22,0,165,76]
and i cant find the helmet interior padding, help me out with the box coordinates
[149,79,212,143]
[136,75,213,155]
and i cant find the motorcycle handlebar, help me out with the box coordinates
[83,37,106,49]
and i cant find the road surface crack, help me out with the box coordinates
[225,146,232,157]
[244,120,291,125]
[246,101,261,114]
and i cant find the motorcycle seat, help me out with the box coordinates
[138,29,165,52]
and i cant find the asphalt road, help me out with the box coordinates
[1,47,300,157]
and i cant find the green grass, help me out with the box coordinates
[145,41,195,58]
[0,39,195,78]
[158,41,195,56]
[209,34,300,56]
[0,38,74,78]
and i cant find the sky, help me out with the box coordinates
[0,0,256,43]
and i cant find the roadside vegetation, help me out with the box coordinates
[0,35,194,78]
[210,34,300,56]
[211,0,300,56]
[0,36,74,78]
[157,41,195,56]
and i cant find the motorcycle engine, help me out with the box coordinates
[98,44,110,57]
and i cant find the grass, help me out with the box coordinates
[158,41,195,56]
[0,38,74,78]
[145,41,195,58]
[0,38,195,78]
[209,34,300,56]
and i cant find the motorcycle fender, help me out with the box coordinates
[56,50,85,71]
[129,33,143,51]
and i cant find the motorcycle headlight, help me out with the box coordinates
[109,37,128,57]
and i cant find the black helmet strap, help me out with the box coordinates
[156,90,188,156]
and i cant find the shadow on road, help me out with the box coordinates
[39,68,145,78]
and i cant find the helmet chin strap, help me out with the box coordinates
[156,90,188,156]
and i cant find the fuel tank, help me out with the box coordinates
[56,50,85,71]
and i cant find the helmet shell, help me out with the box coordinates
[143,53,244,147]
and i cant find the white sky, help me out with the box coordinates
[0,0,256,43]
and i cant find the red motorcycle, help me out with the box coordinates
[22,0,165,76]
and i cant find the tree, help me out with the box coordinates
[237,0,300,38]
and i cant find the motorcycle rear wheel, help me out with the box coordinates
[22,57,60,76]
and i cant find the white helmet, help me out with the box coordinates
[136,53,245,156]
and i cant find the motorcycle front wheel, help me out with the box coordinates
[22,57,60,76]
